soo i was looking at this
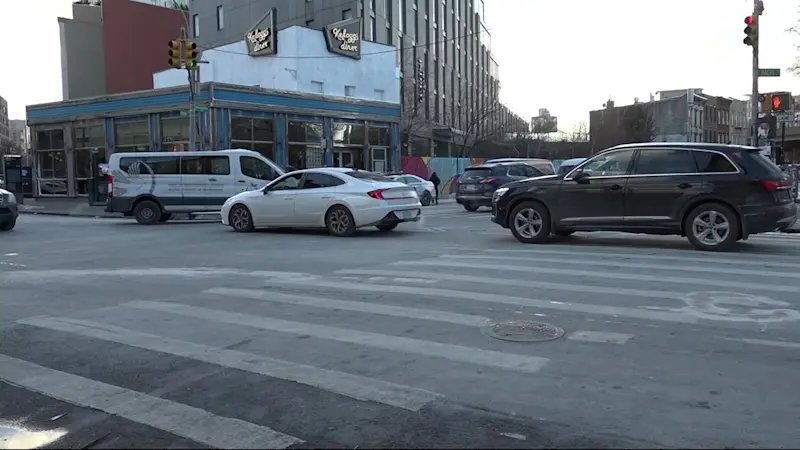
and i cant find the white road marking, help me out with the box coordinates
[568,331,633,344]
[436,254,800,280]
[18,316,441,411]
[454,248,800,270]
[261,278,699,324]
[205,287,490,327]
[0,261,27,268]
[0,268,312,282]
[123,301,551,374]
[4,253,18,256]
[720,337,800,349]
[0,354,303,449]
[395,260,800,294]
[500,432,527,440]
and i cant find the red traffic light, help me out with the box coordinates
[745,15,754,25]
[772,95,782,110]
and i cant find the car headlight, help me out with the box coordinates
[493,187,509,201]
[6,193,16,204]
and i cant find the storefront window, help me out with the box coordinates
[115,118,150,152]
[368,126,391,172]
[287,121,324,169]
[410,136,430,157]
[36,129,67,195]
[332,123,366,145]
[230,116,275,160]
[368,126,390,146]
[160,115,189,150]
[332,123,365,169]
[73,125,106,196]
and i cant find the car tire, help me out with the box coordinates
[684,202,740,252]
[326,205,356,237]
[228,204,255,232]
[554,230,574,237]
[376,223,398,232]
[159,213,173,223]
[133,200,161,225]
[421,192,433,206]
[463,203,479,212]
[509,201,552,244]
[0,220,15,231]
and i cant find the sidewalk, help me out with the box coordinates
[18,198,119,219]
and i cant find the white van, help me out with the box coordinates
[105,149,284,224]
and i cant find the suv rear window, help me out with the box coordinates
[345,170,393,182]
[462,167,492,178]
[744,149,785,176]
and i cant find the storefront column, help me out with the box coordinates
[323,117,333,167]
[390,123,400,172]
[64,126,76,197]
[274,114,287,167]
[214,108,229,150]
[104,118,115,159]
[148,114,160,150]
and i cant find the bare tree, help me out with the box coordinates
[452,87,513,157]
[556,121,589,143]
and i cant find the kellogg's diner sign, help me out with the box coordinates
[246,8,277,57]
[323,17,362,60]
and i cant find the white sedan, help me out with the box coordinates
[221,168,423,236]
[386,174,436,206]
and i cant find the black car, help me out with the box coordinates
[456,162,544,212]
[491,143,798,251]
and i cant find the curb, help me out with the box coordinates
[19,210,120,219]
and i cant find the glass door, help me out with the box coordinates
[332,151,354,168]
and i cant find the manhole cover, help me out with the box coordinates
[481,320,564,342]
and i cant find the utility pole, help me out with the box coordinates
[746,1,765,147]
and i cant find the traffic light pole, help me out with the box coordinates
[750,0,763,148]
[188,67,196,151]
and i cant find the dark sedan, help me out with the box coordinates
[0,188,19,231]
[491,143,798,251]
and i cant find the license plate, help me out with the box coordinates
[466,185,478,191]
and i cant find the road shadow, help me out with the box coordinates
[482,233,800,256]
[249,227,416,239]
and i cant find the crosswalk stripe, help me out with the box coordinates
[17,316,441,411]
[394,260,799,294]
[567,331,634,344]
[0,354,303,449]
[333,268,690,301]
[205,287,490,327]
[122,300,551,374]
[259,278,699,324]
[468,247,800,269]
[436,254,800,280]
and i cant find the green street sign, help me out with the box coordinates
[758,68,781,77]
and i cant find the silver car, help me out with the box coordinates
[0,188,19,231]
[387,174,436,206]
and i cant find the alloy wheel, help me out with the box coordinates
[692,210,730,246]
[231,206,251,231]
[513,208,543,239]
[329,209,350,235]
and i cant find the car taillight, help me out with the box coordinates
[107,175,113,198]
[367,188,415,200]
[482,177,496,185]
[761,179,792,191]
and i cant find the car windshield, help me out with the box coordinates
[345,170,393,182]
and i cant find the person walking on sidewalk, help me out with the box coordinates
[429,172,440,205]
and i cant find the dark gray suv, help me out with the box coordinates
[456,162,545,212]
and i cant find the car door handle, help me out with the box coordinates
[237,180,246,183]
[208,178,217,182]
[609,184,623,191]
[320,195,332,199]
[284,197,294,200]
[678,183,692,189]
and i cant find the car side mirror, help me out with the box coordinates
[573,171,590,184]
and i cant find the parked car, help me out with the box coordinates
[484,158,555,175]
[0,187,19,231]
[491,143,798,251]
[456,162,543,212]
[556,158,587,175]
[105,149,284,225]
[386,174,436,205]
[221,168,422,236]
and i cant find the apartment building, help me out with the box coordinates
[0,95,8,143]
[188,0,527,157]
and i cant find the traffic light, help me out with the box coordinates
[185,41,198,70]
[743,15,758,46]
[770,93,793,112]
[168,40,183,68]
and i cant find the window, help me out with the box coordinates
[370,16,376,40]
[119,156,179,175]
[399,0,405,32]
[302,173,345,189]
[115,118,149,151]
[345,85,356,97]
[269,173,303,190]
[160,115,189,145]
[216,6,224,30]
[240,156,279,181]
[507,165,527,176]
[693,151,738,173]
[180,155,230,175]
[368,126,390,146]
[342,9,353,19]
[231,116,275,160]
[577,150,636,177]
[634,149,697,175]
[287,121,323,143]
[333,123,366,145]
[192,14,199,37]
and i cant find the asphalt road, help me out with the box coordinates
[2,205,800,449]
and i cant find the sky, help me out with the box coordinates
[2,0,800,133]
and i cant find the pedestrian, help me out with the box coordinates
[429,172,440,204]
